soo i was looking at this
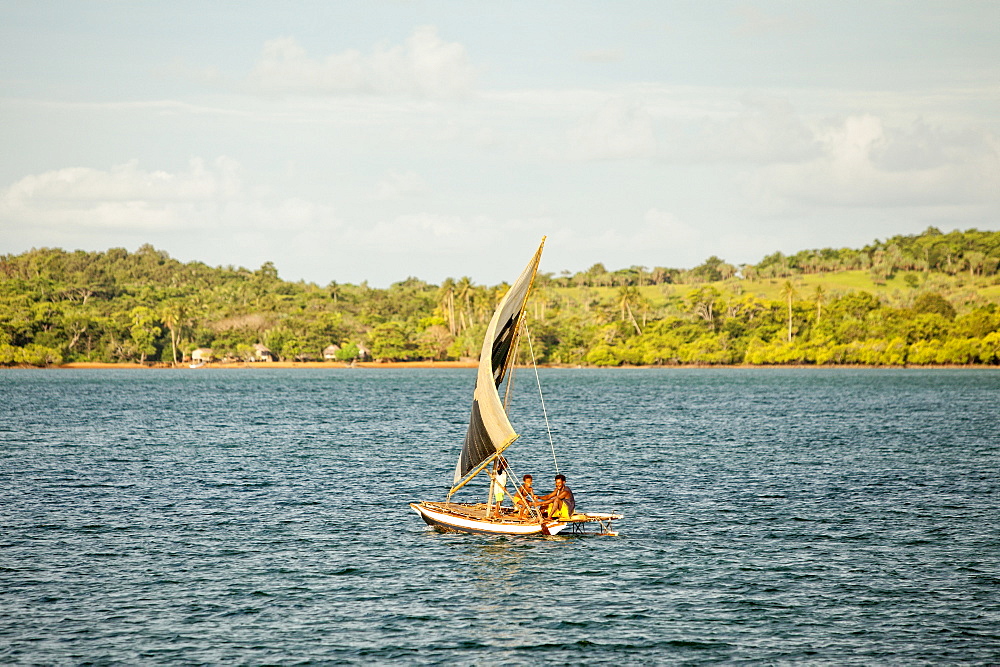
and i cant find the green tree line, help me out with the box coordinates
[2,228,1000,367]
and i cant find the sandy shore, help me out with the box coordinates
[49,361,992,370]
[58,360,479,370]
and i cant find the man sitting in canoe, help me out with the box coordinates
[533,474,575,520]
[511,474,537,519]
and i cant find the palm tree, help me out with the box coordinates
[686,287,719,332]
[780,280,797,342]
[630,265,649,287]
[437,278,457,336]
[473,285,492,324]
[617,285,643,335]
[455,276,473,332]
[531,282,550,321]
[965,251,986,277]
[160,301,188,366]
[813,285,826,325]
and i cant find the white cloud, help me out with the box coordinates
[3,157,239,204]
[671,94,820,164]
[354,213,499,253]
[0,158,337,236]
[249,37,366,94]
[372,170,427,201]
[732,6,813,36]
[578,49,624,64]
[567,98,657,160]
[561,90,817,165]
[548,207,704,269]
[248,26,476,97]
[747,114,1000,213]
[0,158,237,231]
[641,208,700,248]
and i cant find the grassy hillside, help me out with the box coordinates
[2,228,1000,366]
[550,270,998,320]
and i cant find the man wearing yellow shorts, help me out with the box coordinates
[533,474,575,519]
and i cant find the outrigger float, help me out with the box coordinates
[410,237,622,537]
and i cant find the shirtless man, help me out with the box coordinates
[533,474,575,519]
[511,474,537,519]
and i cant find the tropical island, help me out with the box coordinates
[2,227,999,368]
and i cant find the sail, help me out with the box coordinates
[452,238,545,489]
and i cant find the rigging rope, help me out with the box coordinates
[525,322,559,474]
[490,458,547,524]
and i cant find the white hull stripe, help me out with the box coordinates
[410,503,566,536]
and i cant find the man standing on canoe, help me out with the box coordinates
[489,457,510,518]
[534,474,575,520]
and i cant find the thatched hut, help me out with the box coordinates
[190,348,214,363]
[253,343,276,362]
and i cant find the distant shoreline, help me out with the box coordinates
[54,360,480,370]
[4,361,994,370]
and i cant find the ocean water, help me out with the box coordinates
[1,367,998,665]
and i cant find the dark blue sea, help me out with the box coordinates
[1,367,998,665]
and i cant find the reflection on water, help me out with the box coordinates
[466,539,527,614]
[460,537,561,652]
[466,539,531,590]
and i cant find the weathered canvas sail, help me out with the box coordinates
[451,238,545,492]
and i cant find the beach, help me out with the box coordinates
[57,360,479,370]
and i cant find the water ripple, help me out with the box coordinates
[1,368,998,664]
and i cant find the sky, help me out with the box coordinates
[1,1,998,287]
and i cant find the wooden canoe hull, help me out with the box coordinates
[409,502,568,536]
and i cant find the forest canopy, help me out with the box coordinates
[2,227,1000,367]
